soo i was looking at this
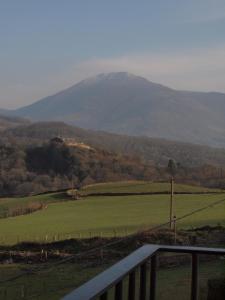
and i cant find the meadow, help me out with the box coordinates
[0,182,224,244]
[80,181,222,195]
[0,181,224,300]
[0,181,220,221]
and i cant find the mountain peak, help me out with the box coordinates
[95,72,139,80]
[77,72,149,87]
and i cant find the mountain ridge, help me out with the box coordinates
[2,72,225,147]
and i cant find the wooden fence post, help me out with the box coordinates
[21,285,25,298]
[173,215,177,244]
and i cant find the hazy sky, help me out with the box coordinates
[1,0,225,109]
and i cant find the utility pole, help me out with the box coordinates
[169,177,174,229]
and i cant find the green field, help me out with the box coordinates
[0,182,224,299]
[0,192,225,245]
[80,181,222,195]
[0,182,221,220]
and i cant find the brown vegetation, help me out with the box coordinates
[6,202,46,218]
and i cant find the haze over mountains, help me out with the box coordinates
[2,72,225,147]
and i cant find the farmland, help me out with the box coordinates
[80,181,222,195]
[0,181,224,299]
[0,181,224,245]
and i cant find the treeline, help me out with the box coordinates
[1,121,225,196]
[0,138,225,197]
[0,139,162,196]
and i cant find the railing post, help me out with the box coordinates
[140,262,147,300]
[150,255,157,300]
[115,281,123,300]
[100,292,108,300]
[61,245,225,300]
[191,253,198,300]
[128,270,136,300]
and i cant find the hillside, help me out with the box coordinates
[5,72,225,147]
[5,121,225,167]
[0,136,160,196]
[0,115,29,131]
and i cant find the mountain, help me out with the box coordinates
[5,72,225,147]
[5,121,225,167]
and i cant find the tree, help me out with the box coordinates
[167,159,177,177]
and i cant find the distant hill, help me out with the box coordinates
[5,121,225,167]
[5,72,225,147]
[0,129,160,196]
[0,115,30,131]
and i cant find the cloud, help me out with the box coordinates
[69,46,225,92]
[1,45,225,109]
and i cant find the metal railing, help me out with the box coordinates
[62,244,225,300]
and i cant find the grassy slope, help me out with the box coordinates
[80,181,222,195]
[0,193,225,244]
[0,260,224,300]
[0,182,220,219]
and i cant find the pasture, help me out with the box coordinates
[0,182,221,220]
[0,191,225,245]
[0,181,224,300]
[80,181,222,195]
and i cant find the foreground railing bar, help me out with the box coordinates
[159,245,225,255]
[191,253,198,300]
[128,270,136,300]
[150,255,157,300]
[140,262,147,300]
[115,281,123,300]
[62,245,159,300]
[62,244,225,300]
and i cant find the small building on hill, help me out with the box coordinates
[50,136,64,144]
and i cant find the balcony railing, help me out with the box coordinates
[62,244,225,300]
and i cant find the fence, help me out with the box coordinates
[62,244,225,300]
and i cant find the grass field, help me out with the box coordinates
[80,181,223,195]
[0,182,224,299]
[0,181,221,220]
[0,259,224,300]
[0,192,225,245]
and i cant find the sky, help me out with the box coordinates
[1,0,225,109]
